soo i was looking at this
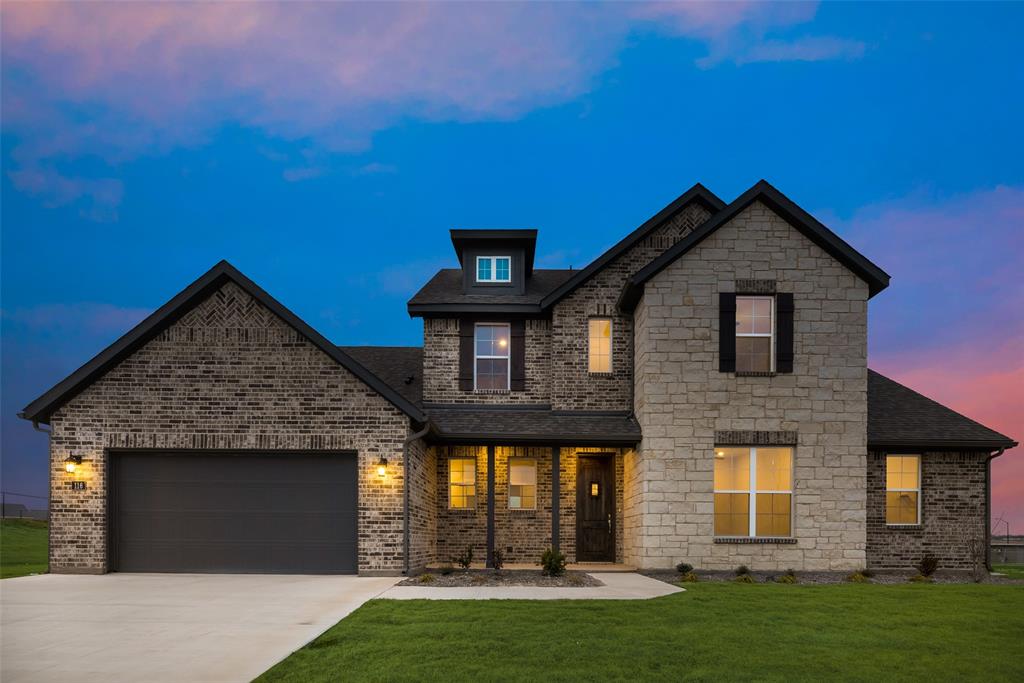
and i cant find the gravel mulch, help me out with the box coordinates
[642,569,1024,586]
[399,569,604,588]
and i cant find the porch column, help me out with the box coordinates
[551,446,560,552]
[486,444,495,568]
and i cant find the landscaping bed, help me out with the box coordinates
[643,568,1024,585]
[398,569,603,588]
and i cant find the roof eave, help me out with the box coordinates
[868,439,1018,451]
[407,303,545,317]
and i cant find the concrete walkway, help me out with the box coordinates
[380,572,682,600]
[1,573,398,683]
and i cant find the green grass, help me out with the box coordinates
[259,583,1024,682]
[0,518,48,578]
[994,564,1024,580]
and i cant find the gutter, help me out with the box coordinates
[402,421,431,575]
[985,447,1006,571]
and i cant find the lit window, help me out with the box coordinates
[476,256,511,283]
[449,458,477,509]
[714,446,792,537]
[886,455,920,525]
[588,318,612,373]
[509,459,537,509]
[736,296,774,372]
[474,323,510,391]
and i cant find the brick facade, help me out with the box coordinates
[48,282,411,575]
[866,450,989,570]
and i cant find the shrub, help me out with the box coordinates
[681,571,699,583]
[454,546,474,570]
[675,562,694,574]
[733,573,756,584]
[917,555,939,577]
[491,549,505,572]
[735,565,751,576]
[439,562,454,576]
[845,571,869,583]
[418,573,435,584]
[774,569,797,584]
[860,568,875,578]
[541,547,567,576]
[910,573,933,583]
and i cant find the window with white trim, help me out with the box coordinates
[474,323,510,391]
[736,296,774,373]
[886,454,920,525]
[476,256,511,283]
[508,458,537,509]
[588,318,612,373]
[714,446,793,537]
[449,458,476,509]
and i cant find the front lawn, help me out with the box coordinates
[0,518,48,578]
[259,582,1024,682]
[994,564,1024,580]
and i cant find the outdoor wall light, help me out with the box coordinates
[376,456,388,478]
[64,455,82,474]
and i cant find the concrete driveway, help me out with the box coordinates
[1,573,398,683]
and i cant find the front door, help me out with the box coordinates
[576,455,615,562]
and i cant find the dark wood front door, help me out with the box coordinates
[576,455,615,562]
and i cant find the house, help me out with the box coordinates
[20,180,1016,576]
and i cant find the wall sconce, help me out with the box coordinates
[64,455,82,474]
[376,456,388,478]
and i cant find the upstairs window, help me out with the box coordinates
[714,446,793,537]
[475,323,510,391]
[509,458,537,509]
[886,455,920,525]
[476,256,511,283]
[449,458,477,509]
[736,296,774,373]
[588,318,612,373]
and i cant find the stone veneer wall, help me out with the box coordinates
[549,203,711,411]
[631,201,869,571]
[47,281,411,575]
[406,438,437,572]
[434,445,626,564]
[422,318,551,404]
[866,450,989,570]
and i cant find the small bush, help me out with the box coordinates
[491,549,505,572]
[733,573,756,584]
[675,562,694,574]
[541,547,567,576]
[846,571,869,583]
[735,565,751,576]
[910,573,933,583]
[774,569,797,584]
[418,573,435,584]
[681,571,699,583]
[860,568,875,578]
[454,546,474,570]
[439,562,454,576]
[917,555,939,577]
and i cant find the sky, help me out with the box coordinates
[1,2,1021,529]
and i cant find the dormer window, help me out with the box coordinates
[476,256,511,283]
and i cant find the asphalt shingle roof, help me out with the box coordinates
[425,408,642,444]
[408,268,574,307]
[339,346,423,407]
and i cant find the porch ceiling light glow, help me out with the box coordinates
[376,456,388,478]
[64,455,82,474]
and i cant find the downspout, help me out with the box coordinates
[985,448,1006,571]
[402,421,431,576]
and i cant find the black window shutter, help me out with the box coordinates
[458,319,474,391]
[719,293,736,373]
[776,293,794,373]
[510,320,526,391]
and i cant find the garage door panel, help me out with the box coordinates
[113,452,358,574]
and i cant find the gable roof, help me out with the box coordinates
[450,229,538,275]
[539,183,725,309]
[868,370,1016,449]
[19,261,426,425]
[619,180,891,311]
[340,346,423,407]
[408,268,574,315]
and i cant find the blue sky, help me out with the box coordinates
[2,2,1022,523]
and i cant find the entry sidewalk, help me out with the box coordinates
[379,572,682,600]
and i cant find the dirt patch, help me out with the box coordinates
[642,569,1024,586]
[399,569,603,588]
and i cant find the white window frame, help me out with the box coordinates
[713,446,794,538]
[588,317,613,374]
[448,457,477,510]
[508,458,537,510]
[476,256,512,283]
[736,295,775,373]
[885,454,922,526]
[474,322,511,391]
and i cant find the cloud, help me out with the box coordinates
[730,36,866,66]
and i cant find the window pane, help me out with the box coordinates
[476,358,509,390]
[736,337,771,372]
[714,448,750,490]
[736,297,754,334]
[510,483,536,509]
[510,460,536,485]
[714,492,749,536]
[756,448,792,491]
[887,455,919,490]
[756,493,792,536]
[477,258,492,281]
[589,318,612,372]
[886,491,918,524]
[495,258,510,281]
[475,325,509,357]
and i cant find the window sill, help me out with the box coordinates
[473,389,510,395]
[885,524,922,529]
[714,537,797,545]
[734,371,777,377]
[447,507,478,513]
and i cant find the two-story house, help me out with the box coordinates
[21,180,1015,576]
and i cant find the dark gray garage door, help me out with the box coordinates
[111,451,357,574]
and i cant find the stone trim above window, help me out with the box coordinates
[735,279,776,295]
[714,430,798,446]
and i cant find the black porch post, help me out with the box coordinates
[551,445,560,552]
[486,444,495,568]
